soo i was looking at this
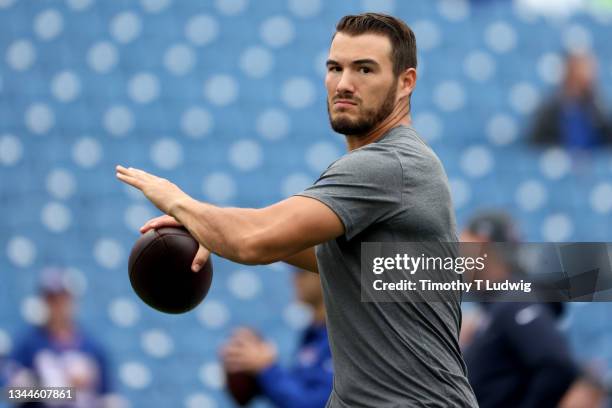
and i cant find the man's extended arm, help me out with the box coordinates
[115,165,342,272]
[168,196,340,271]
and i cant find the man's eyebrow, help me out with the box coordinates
[326,58,380,67]
[352,59,379,66]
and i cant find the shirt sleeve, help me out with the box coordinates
[296,146,403,240]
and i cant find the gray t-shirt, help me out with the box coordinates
[298,126,478,407]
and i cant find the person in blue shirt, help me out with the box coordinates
[529,50,612,148]
[7,268,111,408]
[221,268,332,408]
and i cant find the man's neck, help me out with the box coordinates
[345,103,411,151]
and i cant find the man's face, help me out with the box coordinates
[565,54,596,96]
[325,32,399,136]
[45,292,74,324]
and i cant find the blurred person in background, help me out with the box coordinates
[221,268,332,408]
[529,50,612,148]
[460,211,605,408]
[7,268,111,407]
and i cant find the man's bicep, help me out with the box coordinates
[267,195,345,245]
[298,150,403,240]
[255,196,344,263]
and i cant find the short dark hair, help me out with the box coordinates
[335,13,417,77]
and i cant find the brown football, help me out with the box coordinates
[128,227,213,314]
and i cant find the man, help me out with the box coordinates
[461,211,604,408]
[8,268,110,407]
[117,13,477,407]
[529,50,612,148]
[221,268,332,407]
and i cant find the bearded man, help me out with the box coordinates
[116,13,477,407]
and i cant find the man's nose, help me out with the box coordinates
[336,71,356,95]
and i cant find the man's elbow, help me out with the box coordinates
[235,237,278,265]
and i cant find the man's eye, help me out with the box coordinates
[359,67,371,74]
[328,66,342,72]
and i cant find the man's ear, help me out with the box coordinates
[398,67,417,100]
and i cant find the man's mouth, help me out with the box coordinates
[333,99,357,108]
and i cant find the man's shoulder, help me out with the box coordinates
[384,125,429,146]
[381,126,442,163]
[326,140,401,173]
[318,126,441,184]
[15,327,47,345]
[10,327,48,361]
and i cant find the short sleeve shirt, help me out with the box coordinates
[298,125,478,407]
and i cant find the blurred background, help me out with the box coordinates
[2,0,612,406]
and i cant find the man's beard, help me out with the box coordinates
[328,81,397,137]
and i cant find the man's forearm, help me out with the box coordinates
[170,197,265,264]
[170,197,316,267]
[168,195,334,271]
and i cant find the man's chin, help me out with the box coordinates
[330,112,352,124]
[330,118,371,136]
